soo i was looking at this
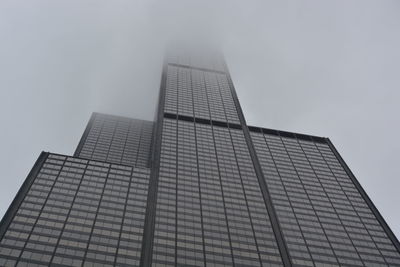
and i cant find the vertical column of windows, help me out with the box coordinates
[213,127,261,267]
[192,70,211,120]
[152,119,177,267]
[115,168,150,266]
[250,132,315,267]
[177,68,193,117]
[230,130,284,266]
[51,160,109,267]
[79,116,105,160]
[196,124,234,266]
[204,73,227,122]
[90,119,118,162]
[164,67,178,115]
[120,120,142,166]
[44,158,88,267]
[215,74,239,124]
[266,134,340,266]
[176,121,204,266]
[80,166,131,266]
[135,122,154,168]
[16,155,70,266]
[107,119,130,164]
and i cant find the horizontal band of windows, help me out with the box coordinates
[21,198,146,214]
[12,213,145,231]
[249,126,327,144]
[12,258,51,266]
[164,113,242,130]
[46,154,149,172]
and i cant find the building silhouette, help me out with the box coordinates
[0,49,399,267]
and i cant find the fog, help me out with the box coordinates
[0,0,399,238]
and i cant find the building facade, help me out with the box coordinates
[0,49,399,267]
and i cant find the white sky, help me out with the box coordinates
[0,0,399,239]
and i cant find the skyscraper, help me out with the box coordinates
[0,48,399,267]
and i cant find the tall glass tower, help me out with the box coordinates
[0,48,399,267]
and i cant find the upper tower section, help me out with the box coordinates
[74,113,154,168]
[163,46,240,124]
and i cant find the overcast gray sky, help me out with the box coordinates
[1,0,399,239]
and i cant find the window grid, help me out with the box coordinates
[250,131,400,267]
[163,65,240,124]
[151,118,284,267]
[0,154,150,267]
[313,142,400,266]
[77,113,153,168]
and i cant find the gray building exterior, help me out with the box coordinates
[74,113,153,168]
[0,49,399,267]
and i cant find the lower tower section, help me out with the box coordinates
[0,153,150,266]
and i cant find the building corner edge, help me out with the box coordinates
[0,151,49,240]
